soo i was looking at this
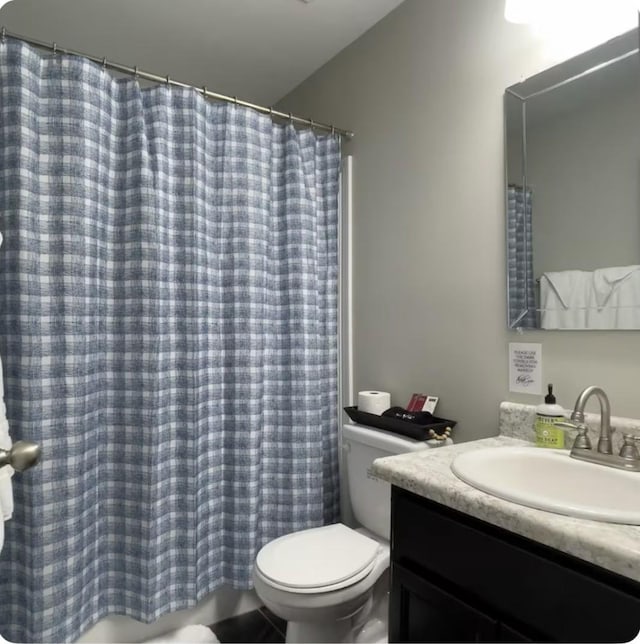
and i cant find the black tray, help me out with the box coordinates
[344,406,456,442]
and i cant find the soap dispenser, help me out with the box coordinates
[535,384,566,449]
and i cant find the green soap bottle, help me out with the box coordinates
[535,384,565,448]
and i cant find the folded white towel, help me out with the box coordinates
[541,270,591,309]
[588,267,640,329]
[592,265,640,309]
[540,271,591,329]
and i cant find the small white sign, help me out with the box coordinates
[509,342,542,395]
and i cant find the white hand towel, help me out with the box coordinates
[588,267,640,329]
[592,265,640,309]
[0,364,13,522]
[0,231,13,522]
[540,271,591,329]
[541,270,591,309]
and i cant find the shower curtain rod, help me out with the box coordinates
[0,27,354,140]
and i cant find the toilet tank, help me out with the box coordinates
[342,423,433,540]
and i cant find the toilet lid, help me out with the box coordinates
[256,524,380,591]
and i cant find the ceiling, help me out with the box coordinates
[0,0,405,105]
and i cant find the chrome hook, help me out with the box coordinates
[1,27,6,44]
[202,85,207,97]
[52,42,58,55]
[102,56,107,70]
[134,65,139,80]
[165,74,170,86]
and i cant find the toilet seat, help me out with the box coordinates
[255,523,380,594]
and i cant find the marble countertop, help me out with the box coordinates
[371,435,640,584]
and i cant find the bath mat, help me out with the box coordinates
[143,624,220,643]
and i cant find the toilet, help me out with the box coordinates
[253,423,449,643]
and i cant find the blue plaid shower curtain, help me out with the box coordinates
[0,40,340,642]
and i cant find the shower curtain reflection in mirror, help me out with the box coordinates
[507,185,536,329]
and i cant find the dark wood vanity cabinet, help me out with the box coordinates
[389,487,640,643]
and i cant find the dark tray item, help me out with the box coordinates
[344,406,456,441]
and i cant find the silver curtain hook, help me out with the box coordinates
[331,125,336,135]
[165,75,170,86]
[102,57,107,70]
[1,27,6,44]
[233,96,238,105]
[134,66,139,80]
[52,42,58,55]
[309,118,315,130]
[202,86,207,97]
[288,112,293,123]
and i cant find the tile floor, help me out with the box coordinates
[210,606,286,643]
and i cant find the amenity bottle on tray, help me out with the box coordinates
[535,384,565,449]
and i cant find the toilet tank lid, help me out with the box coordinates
[343,423,430,453]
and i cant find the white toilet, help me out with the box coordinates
[253,423,448,643]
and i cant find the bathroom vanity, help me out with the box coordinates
[389,487,640,642]
[372,430,640,643]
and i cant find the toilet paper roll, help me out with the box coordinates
[358,391,391,416]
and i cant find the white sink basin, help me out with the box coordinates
[451,446,640,524]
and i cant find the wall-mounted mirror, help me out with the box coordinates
[505,28,640,330]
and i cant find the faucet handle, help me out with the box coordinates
[620,434,640,461]
[556,421,592,450]
[555,420,579,430]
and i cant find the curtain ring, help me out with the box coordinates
[233,96,238,105]
[134,66,139,80]
[52,42,58,55]
[1,27,6,44]
[288,112,293,123]
[309,118,315,130]
[102,57,107,70]
[202,85,207,97]
[331,125,336,135]
[166,75,170,86]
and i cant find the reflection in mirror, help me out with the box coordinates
[505,28,640,330]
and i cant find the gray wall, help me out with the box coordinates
[529,84,640,275]
[504,87,640,276]
[278,0,640,440]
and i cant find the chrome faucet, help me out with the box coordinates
[559,386,640,472]
[570,386,612,454]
